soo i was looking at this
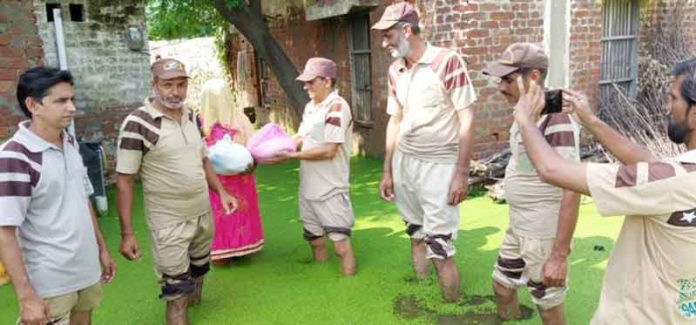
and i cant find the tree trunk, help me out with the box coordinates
[213,0,308,120]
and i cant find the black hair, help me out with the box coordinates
[16,67,74,118]
[672,58,696,107]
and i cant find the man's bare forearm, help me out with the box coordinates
[88,203,107,252]
[455,109,474,176]
[203,158,225,195]
[585,116,656,164]
[116,174,135,237]
[551,190,581,258]
[383,115,402,174]
[291,143,339,161]
[0,227,37,301]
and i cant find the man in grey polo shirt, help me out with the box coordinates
[0,67,116,325]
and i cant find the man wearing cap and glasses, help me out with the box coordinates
[372,2,477,302]
[269,57,356,276]
[482,43,581,324]
[115,58,238,324]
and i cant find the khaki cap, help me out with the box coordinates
[371,2,419,30]
[151,58,189,80]
[483,43,549,77]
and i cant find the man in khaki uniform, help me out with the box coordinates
[116,58,237,325]
[270,57,356,276]
[372,2,477,302]
[483,43,581,324]
[513,58,696,324]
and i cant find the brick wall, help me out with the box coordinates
[639,0,696,59]
[0,1,44,140]
[229,0,604,159]
[568,0,602,110]
[227,2,390,157]
[416,0,547,157]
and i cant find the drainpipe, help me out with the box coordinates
[53,8,75,137]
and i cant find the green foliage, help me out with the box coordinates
[146,0,245,75]
[145,0,245,40]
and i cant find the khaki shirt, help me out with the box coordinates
[504,113,580,238]
[387,44,477,163]
[297,91,352,200]
[116,99,210,230]
[587,154,696,324]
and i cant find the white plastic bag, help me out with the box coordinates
[208,134,254,175]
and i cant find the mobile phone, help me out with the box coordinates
[542,89,563,115]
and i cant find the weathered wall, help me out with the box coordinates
[639,0,696,58]
[32,0,151,172]
[416,0,547,156]
[227,0,608,158]
[0,1,44,139]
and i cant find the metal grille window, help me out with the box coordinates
[600,0,640,106]
[348,13,373,124]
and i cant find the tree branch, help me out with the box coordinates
[249,0,262,17]
[213,0,246,22]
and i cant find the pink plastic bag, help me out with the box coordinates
[247,123,296,163]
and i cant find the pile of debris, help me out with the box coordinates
[470,145,605,203]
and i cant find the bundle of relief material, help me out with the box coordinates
[208,134,254,175]
[247,123,296,163]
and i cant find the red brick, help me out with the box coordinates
[481,21,499,29]
[490,12,514,20]
[0,46,22,57]
[0,81,14,93]
[462,12,487,21]
[0,69,17,81]
[466,29,489,38]
[25,47,43,58]
[0,34,11,46]
[455,4,477,12]
[0,58,29,69]
[479,3,498,11]
[26,38,43,48]
[465,47,489,55]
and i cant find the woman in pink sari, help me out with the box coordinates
[200,79,263,264]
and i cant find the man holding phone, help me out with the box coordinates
[482,43,581,324]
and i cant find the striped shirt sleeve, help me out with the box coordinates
[0,141,42,226]
[434,51,477,111]
[324,101,352,143]
[587,161,696,217]
[386,65,403,116]
[116,109,161,174]
[540,113,580,161]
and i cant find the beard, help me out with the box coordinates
[667,115,690,144]
[389,34,411,58]
[153,90,184,110]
